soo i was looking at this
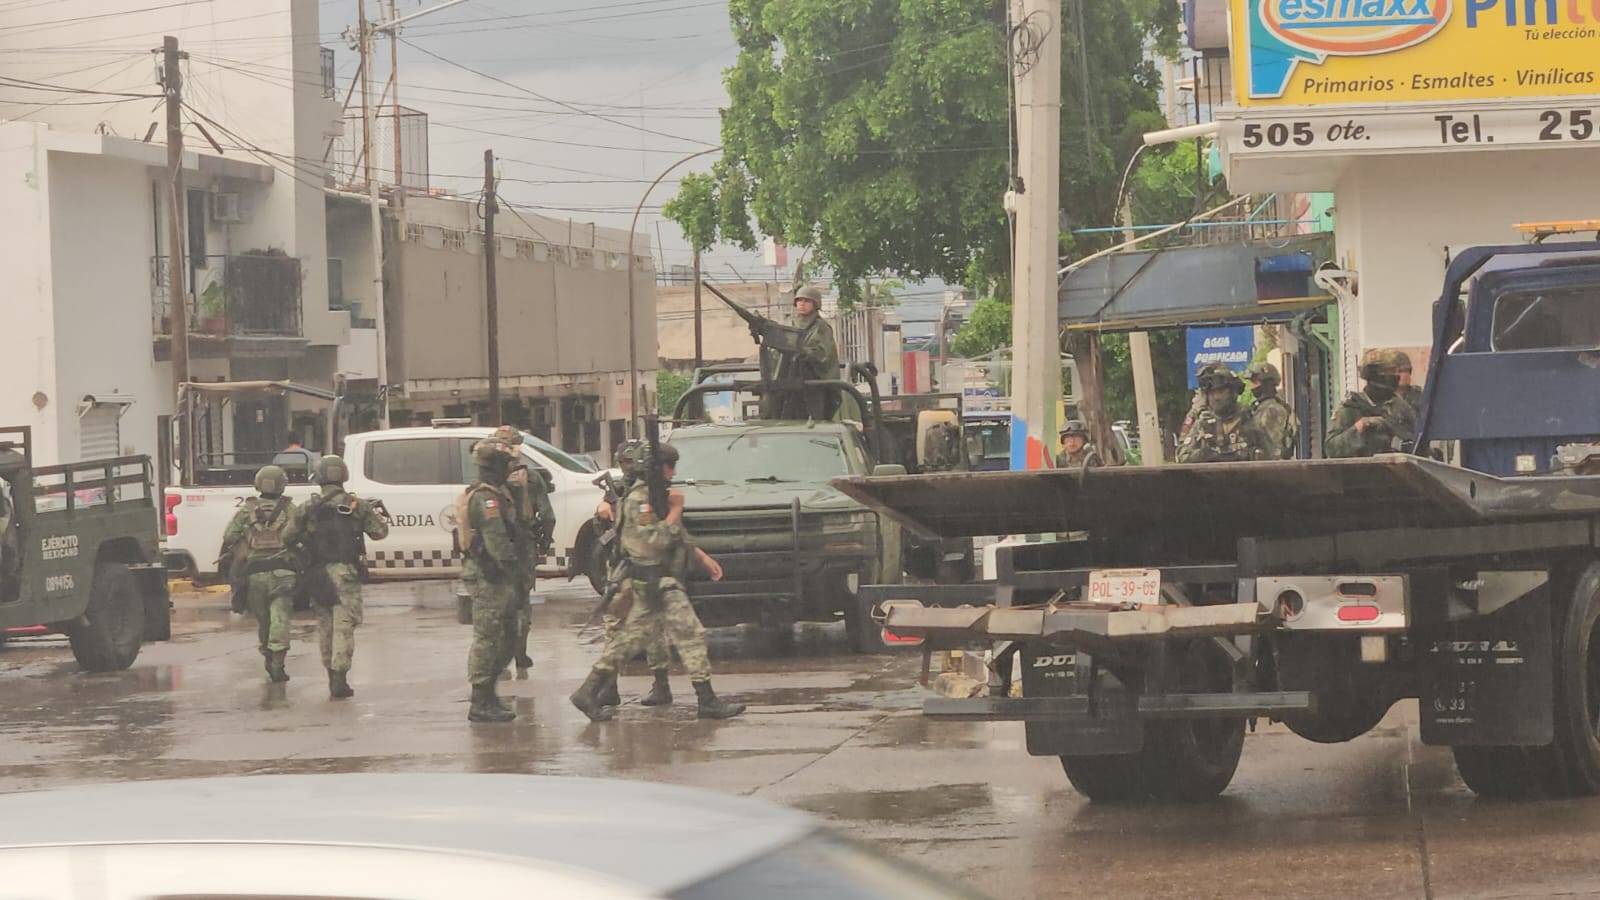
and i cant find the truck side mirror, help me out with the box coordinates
[872,464,907,477]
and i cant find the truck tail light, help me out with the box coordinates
[878,600,925,647]
[1337,604,1381,623]
[164,492,182,536]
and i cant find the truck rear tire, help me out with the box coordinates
[1060,754,1146,803]
[1549,562,1600,796]
[69,563,146,672]
[1141,641,1246,802]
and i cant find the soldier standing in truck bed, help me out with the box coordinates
[772,285,841,420]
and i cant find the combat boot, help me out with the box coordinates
[693,680,745,719]
[266,650,290,684]
[328,669,354,699]
[569,669,617,722]
[598,669,622,707]
[468,684,515,723]
[640,669,673,707]
[515,646,534,672]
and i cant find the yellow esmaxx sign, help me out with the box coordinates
[1232,0,1600,105]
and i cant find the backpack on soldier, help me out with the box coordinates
[453,484,479,556]
[305,493,361,565]
[245,498,292,555]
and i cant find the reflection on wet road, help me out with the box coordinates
[5,580,1600,897]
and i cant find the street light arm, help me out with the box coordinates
[373,0,469,33]
[626,146,722,432]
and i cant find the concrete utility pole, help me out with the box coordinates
[161,36,191,480]
[387,0,403,196]
[1008,0,1062,470]
[483,149,502,419]
[356,0,391,427]
[1122,198,1165,466]
[692,249,703,370]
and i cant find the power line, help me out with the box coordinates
[0,0,214,37]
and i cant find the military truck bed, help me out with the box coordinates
[832,454,1600,543]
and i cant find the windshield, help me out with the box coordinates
[965,420,1009,460]
[1492,284,1600,351]
[671,431,854,483]
[521,431,598,473]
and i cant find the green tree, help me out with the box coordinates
[666,0,1179,299]
[1127,138,1223,228]
[657,369,692,416]
[949,297,1012,359]
[1098,330,1192,434]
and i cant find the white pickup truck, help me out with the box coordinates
[162,424,610,586]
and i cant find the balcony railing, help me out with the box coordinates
[152,253,303,339]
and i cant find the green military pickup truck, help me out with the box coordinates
[668,368,971,652]
[0,427,170,670]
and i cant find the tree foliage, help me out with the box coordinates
[1128,139,1222,228]
[657,369,692,416]
[667,0,1180,298]
[949,296,1012,359]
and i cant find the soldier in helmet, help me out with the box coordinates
[1054,420,1103,469]
[590,439,673,707]
[1326,349,1418,458]
[489,425,553,674]
[294,455,389,699]
[571,441,745,722]
[1246,361,1300,460]
[217,465,299,683]
[773,284,841,420]
[1176,365,1270,463]
[460,439,526,722]
[1393,351,1422,410]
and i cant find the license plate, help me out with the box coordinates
[1086,568,1162,607]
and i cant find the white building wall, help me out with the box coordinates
[0,123,62,464]
[46,151,174,463]
[1333,148,1600,351]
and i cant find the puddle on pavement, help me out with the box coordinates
[794,783,997,823]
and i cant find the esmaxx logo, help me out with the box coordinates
[1263,0,1452,54]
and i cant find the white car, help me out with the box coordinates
[162,425,610,585]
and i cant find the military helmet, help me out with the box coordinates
[1359,348,1406,389]
[254,465,288,497]
[1392,350,1414,371]
[1246,360,1281,387]
[656,442,681,466]
[1058,419,1089,438]
[613,439,646,477]
[473,439,514,466]
[491,425,524,447]
[313,455,349,486]
[1197,364,1245,394]
[794,284,823,305]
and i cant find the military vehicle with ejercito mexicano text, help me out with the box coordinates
[0,427,170,670]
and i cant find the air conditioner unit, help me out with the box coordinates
[211,191,244,223]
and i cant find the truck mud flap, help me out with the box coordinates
[1418,587,1553,747]
[1019,644,1143,757]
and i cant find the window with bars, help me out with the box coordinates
[442,229,466,252]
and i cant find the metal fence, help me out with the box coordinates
[330,105,431,192]
[151,253,303,338]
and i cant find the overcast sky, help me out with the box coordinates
[324,0,955,333]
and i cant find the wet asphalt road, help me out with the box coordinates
[5,580,1600,899]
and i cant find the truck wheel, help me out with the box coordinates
[1550,562,1600,796]
[1060,754,1146,803]
[842,580,888,654]
[1451,746,1552,799]
[69,563,146,672]
[1141,641,1246,802]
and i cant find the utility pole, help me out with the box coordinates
[483,149,502,419]
[387,0,403,194]
[1122,198,1165,466]
[692,249,703,370]
[1009,0,1062,470]
[356,0,391,427]
[161,35,191,481]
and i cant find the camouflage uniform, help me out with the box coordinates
[218,466,298,683]
[1247,361,1300,461]
[463,440,524,722]
[1176,366,1270,463]
[597,442,671,701]
[489,426,552,673]
[1326,349,1418,458]
[296,456,389,698]
[1054,420,1103,470]
[1394,351,1424,410]
[774,284,841,420]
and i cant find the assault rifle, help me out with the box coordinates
[700,281,807,355]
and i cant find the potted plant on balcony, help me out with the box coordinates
[198,281,228,335]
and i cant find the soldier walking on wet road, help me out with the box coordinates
[461,439,525,723]
[593,440,673,707]
[1176,365,1271,463]
[218,465,298,684]
[489,425,552,675]
[1246,361,1300,461]
[295,455,389,699]
[570,443,745,722]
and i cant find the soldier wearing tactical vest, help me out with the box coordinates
[592,439,673,707]
[1246,361,1300,461]
[489,425,552,675]
[218,465,299,683]
[460,439,525,722]
[295,455,389,699]
[1176,365,1271,463]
